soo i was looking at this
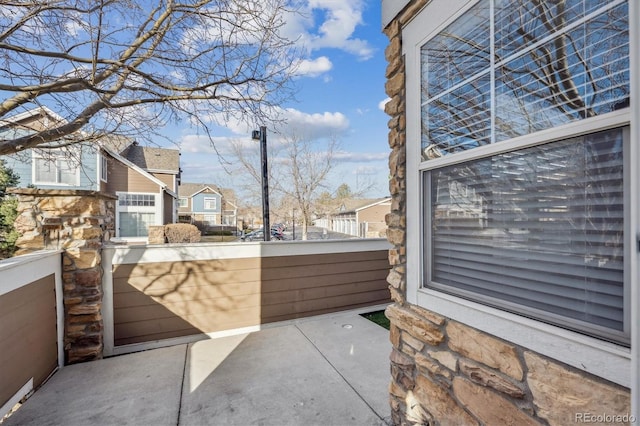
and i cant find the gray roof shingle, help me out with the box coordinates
[122,144,180,173]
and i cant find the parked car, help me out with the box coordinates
[240,228,284,241]
[271,223,286,233]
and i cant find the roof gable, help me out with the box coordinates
[122,144,180,173]
[338,198,392,213]
[0,106,66,134]
[103,147,176,198]
[179,183,222,197]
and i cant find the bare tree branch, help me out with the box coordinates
[0,0,299,155]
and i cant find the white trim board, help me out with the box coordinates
[0,250,62,296]
[103,239,392,265]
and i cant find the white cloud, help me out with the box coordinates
[333,151,388,163]
[178,157,230,184]
[185,108,254,136]
[353,165,382,176]
[294,56,333,77]
[273,108,349,140]
[179,134,236,155]
[378,97,391,111]
[190,105,350,142]
[64,20,83,37]
[282,0,374,61]
[306,0,374,60]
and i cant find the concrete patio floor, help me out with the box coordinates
[4,308,392,426]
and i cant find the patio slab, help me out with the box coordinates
[4,344,186,426]
[4,308,391,426]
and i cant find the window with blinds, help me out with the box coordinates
[420,0,630,343]
[420,0,629,157]
[426,128,626,341]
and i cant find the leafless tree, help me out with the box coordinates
[0,0,299,155]
[227,132,338,239]
[225,135,285,208]
[280,133,337,240]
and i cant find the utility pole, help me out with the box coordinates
[252,126,270,241]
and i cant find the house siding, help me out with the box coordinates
[0,275,58,409]
[163,192,174,224]
[151,172,175,191]
[111,250,390,346]
[358,202,390,238]
[358,203,390,224]
[106,159,161,194]
[192,191,221,213]
[5,146,99,191]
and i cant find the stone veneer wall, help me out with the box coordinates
[382,2,631,425]
[11,189,116,364]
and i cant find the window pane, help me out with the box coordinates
[119,194,155,207]
[35,158,57,183]
[427,128,624,335]
[421,0,490,102]
[204,198,216,209]
[58,159,77,185]
[422,75,491,156]
[119,212,155,237]
[495,0,619,59]
[101,156,108,181]
[584,4,630,114]
[420,0,629,159]
[495,2,629,140]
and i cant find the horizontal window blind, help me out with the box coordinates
[427,128,625,336]
[421,0,629,158]
[495,1,630,141]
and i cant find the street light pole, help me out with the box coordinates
[252,126,270,241]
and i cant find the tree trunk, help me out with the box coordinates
[302,216,309,240]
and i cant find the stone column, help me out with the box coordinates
[384,14,408,306]
[11,189,116,364]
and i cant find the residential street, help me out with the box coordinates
[284,225,356,241]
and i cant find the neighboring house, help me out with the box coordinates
[383,0,634,424]
[102,142,180,240]
[1,107,180,240]
[178,183,238,231]
[0,107,100,191]
[317,198,391,238]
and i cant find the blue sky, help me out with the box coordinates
[172,0,391,198]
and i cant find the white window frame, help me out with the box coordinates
[203,214,217,225]
[203,197,217,210]
[178,197,188,208]
[100,155,108,183]
[402,0,637,388]
[32,149,80,186]
[115,191,162,239]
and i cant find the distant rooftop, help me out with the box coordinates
[121,143,180,174]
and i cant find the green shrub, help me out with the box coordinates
[164,223,201,243]
[0,196,18,258]
[203,229,233,236]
